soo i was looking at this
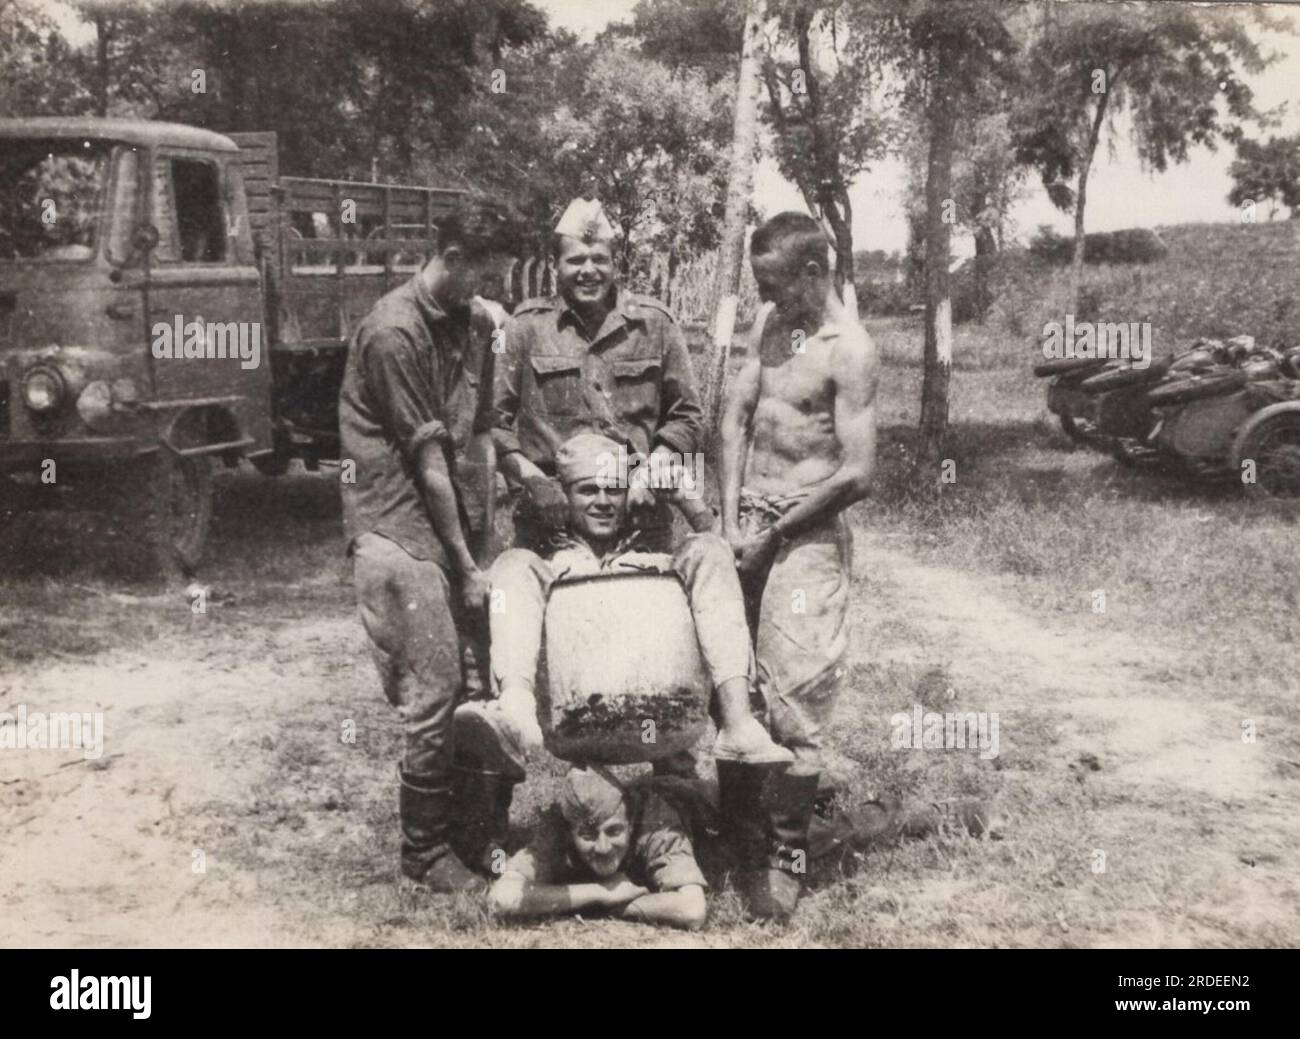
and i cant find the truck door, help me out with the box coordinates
[144,149,270,452]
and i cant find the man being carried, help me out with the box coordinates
[455,431,791,777]
[717,212,878,921]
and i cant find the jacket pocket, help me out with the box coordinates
[611,356,662,418]
[530,354,584,415]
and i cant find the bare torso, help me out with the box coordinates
[745,307,856,496]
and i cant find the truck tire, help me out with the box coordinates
[1236,412,1300,498]
[127,452,214,579]
[1146,370,1247,407]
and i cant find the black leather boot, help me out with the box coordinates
[450,764,517,875]
[398,768,487,893]
[716,760,768,869]
[717,760,808,921]
[755,770,820,919]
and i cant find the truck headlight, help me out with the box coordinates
[23,367,65,413]
[77,380,113,429]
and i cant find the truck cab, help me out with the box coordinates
[0,118,269,574]
[1,117,528,577]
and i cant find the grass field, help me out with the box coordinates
[2,220,1298,947]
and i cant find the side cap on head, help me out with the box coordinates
[555,432,625,487]
[555,198,620,245]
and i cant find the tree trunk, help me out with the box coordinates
[914,78,956,488]
[705,0,765,431]
[1070,85,1111,312]
[825,188,857,320]
[973,223,997,320]
[94,15,109,117]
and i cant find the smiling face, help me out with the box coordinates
[554,234,615,312]
[566,475,627,542]
[750,243,826,326]
[569,801,632,877]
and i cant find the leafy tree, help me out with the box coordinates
[0,0,91,115]
[759,0,899,309]
[623,0,744,86]
[880,0,1019,484]
[537,45,732,274]
[1013,1,1280,308]
[1228,134,1300,220]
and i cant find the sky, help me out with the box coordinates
[539,0,1300,256]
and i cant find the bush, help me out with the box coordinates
[1029,225,1169,266]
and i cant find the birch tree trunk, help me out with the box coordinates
[704,0,765,431]
[914,76,956,487]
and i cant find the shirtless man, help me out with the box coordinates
[717,211,879,920]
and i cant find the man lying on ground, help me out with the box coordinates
[486,766,709,929]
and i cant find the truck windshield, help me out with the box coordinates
[0,141,111,262]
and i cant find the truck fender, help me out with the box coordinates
[1229,401,1300,469]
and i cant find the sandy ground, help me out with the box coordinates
[2,475,1297,947]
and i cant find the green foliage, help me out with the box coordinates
[1228,134,1300,219]
[1028,226,1169,265]
[539,45,732,266]
[0,0,92,115]
[623,0,744,85]
[1013,3,1278,211]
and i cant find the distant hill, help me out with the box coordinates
[989,220,1300,352]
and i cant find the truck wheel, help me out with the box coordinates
[1238,413,1300,498]
[129,452,214,578]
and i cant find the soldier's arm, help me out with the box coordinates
[620,885,707,930]
[415,442,480,579]
[654,318,705,456]
[719,355,762,541]
[361,327,482,581]
[491,315,530,476]
[764,330,879,541]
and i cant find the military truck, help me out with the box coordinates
[0,118,526,576]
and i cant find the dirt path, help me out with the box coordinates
[3,531,1296,947]
[851,534,1300,946]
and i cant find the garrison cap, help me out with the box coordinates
[555,198,620,244]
